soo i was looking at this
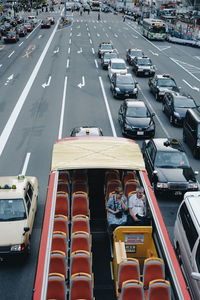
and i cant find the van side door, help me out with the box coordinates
[191,239,200,299]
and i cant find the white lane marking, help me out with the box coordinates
[138,85,170,138]
[94,26,96,29]
[8,51,15,58]
[70,32,72,37]
[182,79,199,91]
[68,47,70,54]
[42,76,51,88]
[114,33,118,38]
[0,20,59,157]
[106,33,108,37]
[97,33,100,37]
[149,50,159,56]
[99,76,117,137]
[90,39,92,44]
[58,76,68,139]
[66,59,69,68]
[21,152,31,175]
[170,57,200,82]
[38,34,42,39]
[88,32,90,37]
[26,22,41,39]
[5,74,14,85]
[19,42,23,47]
[92,48,95,54]
[0,64,2,68]
[95,59,98,68]
[69,38,71,44]
[78,76,85,88]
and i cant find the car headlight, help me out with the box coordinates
[174,112,180,118]
[11,244,26,252]
[197,139,200,147]
[133,88,138,93]
[115,87,120,92]
[157,182,168,188]
[188,183,198,189]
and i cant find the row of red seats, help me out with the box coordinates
[117,257,171,300]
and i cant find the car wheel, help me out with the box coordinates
[155,93,159,101]
[169,115,174,125]
[183,132,186,143]
[162,104,165,113]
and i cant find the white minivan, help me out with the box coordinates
[108,58,127,80]
[174,191,200,300]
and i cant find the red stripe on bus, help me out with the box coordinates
[33,172,55,300]
[142,171,191,299]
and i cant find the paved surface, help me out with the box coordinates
[0,7,200,299]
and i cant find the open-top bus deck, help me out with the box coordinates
[33,136,192,300]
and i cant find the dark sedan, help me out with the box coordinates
[118,100,155,138]
[41,19,51,28]
[162,91,198,126]
[24,23,33,32]
[110,73,138,99]
[3,31,19,43]
[142,138,199,197]
[132,56,155,77]
[15,25,27,37]
[126,48,144,65]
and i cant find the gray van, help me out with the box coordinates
[183,108,200,158]
[174,192,200,300]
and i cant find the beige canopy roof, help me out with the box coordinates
[51,137,145,171]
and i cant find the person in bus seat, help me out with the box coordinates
[106,187,128,232]
[127,186,149,226]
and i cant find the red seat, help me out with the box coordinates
[71,181,89,194]
[72,172,88,184]
[51,233,68,257]
[105,179,123,200]
[118,258,140,292]
[148,279,171,300]
[70,250,91,276]
[119,280,144,300]
[69,273,93,300]
[105,170,120,183]
[71,192,89,218]
[123,171,137,185]
[57,182,70,194]
[49,253,67,280]
[143,257,165,290]
[53,216,69,238]
[71,215,90,234]
[71,231,90,254]
[55,193,69,220]
[47,275,66,300]
[58,171,70,183]
[124,179,139,198]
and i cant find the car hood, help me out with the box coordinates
[155,167,196,182]
[0,220,27,245]
[117,84,135,90]
[126,117,152,127]
[175,107,192,118]
[112,69,127,74]
[158,86,178,92]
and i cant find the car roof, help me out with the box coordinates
[129,48,143,51]
[151,138,184,152]
[110,58,125,63]
[156,74,174,79]
[125,100,146,108]
[116,73,132,78]
[166,91,193,99]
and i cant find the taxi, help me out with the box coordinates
[0,175,38,257]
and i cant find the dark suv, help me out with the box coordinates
[149,74,179,101]
[142,138,199,197]
[132,56,155,77]
[162,91,197,126]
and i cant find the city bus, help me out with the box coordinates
[33,136,192,300]
[142,18,167,40]
[91,0,100,11]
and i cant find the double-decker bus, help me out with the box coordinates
[33,136,192,300]
[142,18,167,40]
[91,0,100,11]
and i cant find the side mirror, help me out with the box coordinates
[153,170,158,175]
[152,113,155,117]
[191,272,200,281]
[195,171,199,175]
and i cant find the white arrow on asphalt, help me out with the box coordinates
[77,47,82,54]
[42,76,51,88]
[182,79,199,92]
[53,47,60,53]
[77,33,81,37]
[158,46,171,51]
[149,50,159,56]
[97,33,100,37]
[114,33,118,38]
[4,74,14,86]
[38,35,42,39]
[78,76,85,88]
[0,64,2,68]
[195,56,200,60]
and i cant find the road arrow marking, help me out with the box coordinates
[53,47,59,53]
[38,35,42,39]
[114,33,118,38]
[182,79,199,92]
[149,50,159,56]
[77,33,81,37]
[42,76,51,88]
[158,46,171,51]
[78,76,85,88]
[0,64,2,68]
[195,56,200,60]
[77,47,82,53]
[97,33,100,37]
[170,57,200,75]
[5,74,14,85]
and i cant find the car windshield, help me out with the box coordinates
[104,53,117,59]
[117,76,134,84]
[0,199,26,221]
[130,50,143,56]
[154,151,190,168]
[101,44,113,50]
[138,58,151,66]
[126,106,150,117]
[157,78,176,87]
[112,62,126,69]
[174,98,196,108]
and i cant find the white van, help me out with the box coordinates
[174,191,200,300]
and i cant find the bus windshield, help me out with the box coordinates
[150,25,166,33]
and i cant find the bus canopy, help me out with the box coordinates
[51,137,145,171]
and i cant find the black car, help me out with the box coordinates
[118,100,155,138]
[47,17,55,25]
[98,42,114,58]
[15,25,27,37]
[162,91,198,126]
[3,31,19,43]
[126,48,144,65]
[101,51,118,69]
[142,138,199,196]
[132,56,155,77]
[70,126,103,136]
[149,74,180,101]
[110,73,138,99]
[41,19,51,28]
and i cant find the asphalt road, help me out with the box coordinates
[0,7,200,300]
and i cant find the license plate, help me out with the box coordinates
[125,94,129,97]
[144,72,149,75]
[174,191,182,196]
[137,131,144,135]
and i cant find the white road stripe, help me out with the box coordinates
[68,47,70,54]
[95,59,98,68]
[69,38,71,44]
[21,152,31,175]
[66,59,69,68]
[92,48,95,54]
[19,42,23,47]
[99,76,117,137]
[58,76,68,139]
[8,51,15,58]
[90,39,92,44]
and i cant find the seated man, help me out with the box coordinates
[127,186,149,226]
[106,187,128,232]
